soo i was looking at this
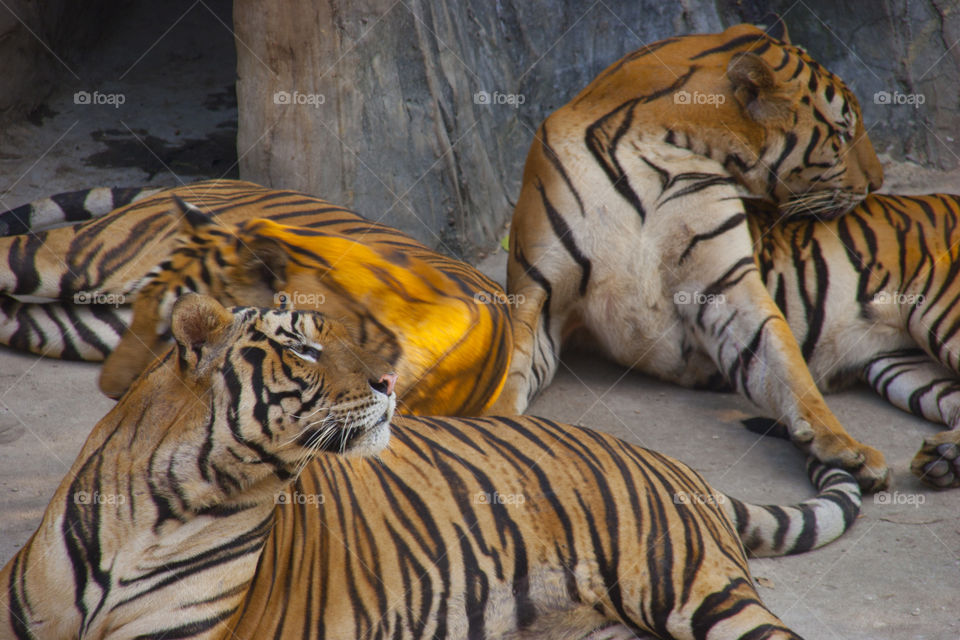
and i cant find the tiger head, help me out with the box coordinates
[582,22,883,218]
[100,199,296,398]
[718,24,882,217]
[159,293,396,467]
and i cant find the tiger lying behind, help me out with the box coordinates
[0,179,512,415]
[0,294,861,640]
[748,193,960,488]
[492,22,889,491]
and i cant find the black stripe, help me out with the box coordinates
[679,213,746,264]
[536,179,592,295]
[690,33,767,59]
[540,125,585,217]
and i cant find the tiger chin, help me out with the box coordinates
[1,294,862,640]
[0,293,397,639]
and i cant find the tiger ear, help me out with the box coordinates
[171,196,216,233]
[171,293,234,368]
[727,52,793,128]
[758,14,789,43]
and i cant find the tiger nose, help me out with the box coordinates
[371,373,397,396]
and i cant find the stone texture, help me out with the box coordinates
[0,1,115,117]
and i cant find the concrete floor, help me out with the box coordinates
[0,3,959,639]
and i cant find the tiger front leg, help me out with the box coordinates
[863,350,960,488]
[487,284,564,414]
[678,267,890,491]
[911,432,960,489]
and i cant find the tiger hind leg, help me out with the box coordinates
[861,349,960,488]
[580,624,653,639]
[911,432,960,488]
[0,295,129,360]
[679,270,889,492]
[608,574,802,640]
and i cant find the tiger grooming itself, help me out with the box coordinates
[491,22,889,491]
[0,179,512,415]
[0,294,860,640]
[748,193,960,488]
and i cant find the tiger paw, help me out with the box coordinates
[803,429,890,492]
[911,432,960,489]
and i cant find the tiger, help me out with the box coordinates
[0,294,861,640]
[489,21,889,491]
[0,179,512,415]
[745,193,960,489]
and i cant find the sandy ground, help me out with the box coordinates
[1,4,959,639]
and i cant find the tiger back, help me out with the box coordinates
[98,203,511,415]
[0,179,512,416]
[493,21,889,490]
[0,295,861,640]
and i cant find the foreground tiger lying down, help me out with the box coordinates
[0,295,860,639]
[0,179,511,414]
[492,22,888,490]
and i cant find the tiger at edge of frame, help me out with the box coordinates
[747,192,960,489]
[0,294,861,640]
[0,179,513,416]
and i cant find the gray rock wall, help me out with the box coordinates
[0,1,116,117]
